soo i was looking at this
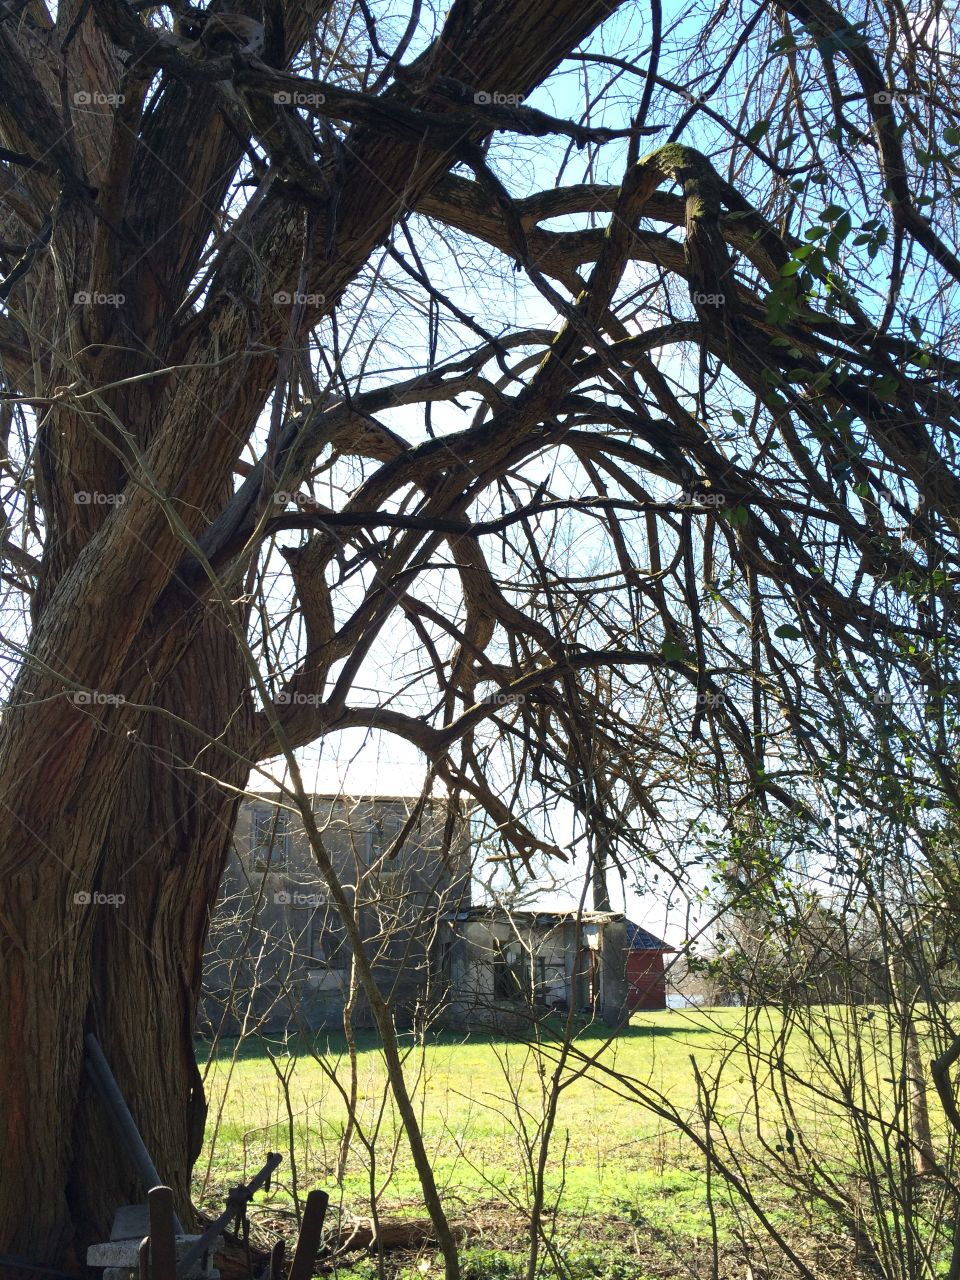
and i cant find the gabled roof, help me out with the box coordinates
[443,907,619,926]
[441,908,675,951]
[625,920,674,952]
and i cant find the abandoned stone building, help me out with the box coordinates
[436,908,627,1029]
[201,792,472,1033]
[202,793,674,1035]
[435,908,673,1029]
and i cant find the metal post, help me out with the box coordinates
[84,1034,185,1233]
[287,1191,328,1280]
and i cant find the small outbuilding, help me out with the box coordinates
[439,907,675,1028]
[624,920,675,1010]
[439,907,627,1028]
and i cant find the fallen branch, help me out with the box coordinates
[324,1217,474,1256]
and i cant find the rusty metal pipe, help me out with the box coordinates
[84,1033,186,1234]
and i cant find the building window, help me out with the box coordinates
[535,956,567,1005]
[366,814,401,863]
[436,937,454,985]
[310,911,349,969]
[493,943,531,1001]
[375,868,402,896]
[287,899,314,959]
[252,805,291,871]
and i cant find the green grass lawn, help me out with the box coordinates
[197,1009,750,1203]
[194,1005,948,1277]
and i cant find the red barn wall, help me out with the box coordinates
[626,950,667,1010]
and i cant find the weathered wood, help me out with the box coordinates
[266,1240,284,1280]
[287,1191,327,1280]
[147,1188,177,1280]
[112,1207,150,1242]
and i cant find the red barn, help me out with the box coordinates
[624,921,674,1010]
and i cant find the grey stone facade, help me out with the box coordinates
[201,793,471,1033]
[437,908,629,1031]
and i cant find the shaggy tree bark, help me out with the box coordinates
[0,0,625,1258]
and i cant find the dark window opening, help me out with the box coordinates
[252,805,291,870]
[310,911,349,969]
[493,946,531,1001]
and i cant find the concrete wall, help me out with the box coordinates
[598,917,628,1024]
[202,794,471,1033]
[442,913,628,1030]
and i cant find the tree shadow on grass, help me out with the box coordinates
[197,1009,719,1063]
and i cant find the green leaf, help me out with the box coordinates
[774,624,803,641]
[727,505,749,528]
[820,203,845,221]
[824,211,852,263]
[744,120,771,144]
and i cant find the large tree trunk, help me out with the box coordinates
[0,612,250,1258]
[0,0,627,1264]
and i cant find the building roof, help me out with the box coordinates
[443,906,620,926]
[441,909,674,951]
[247,791,439,804]
[442,911,675,952]
[625,920,674,952]
[244,790,465,806]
